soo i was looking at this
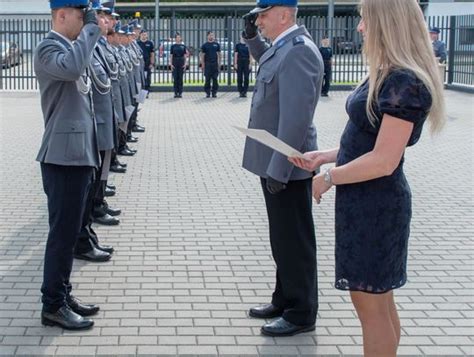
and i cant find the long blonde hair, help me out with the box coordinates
[360,0,446,133]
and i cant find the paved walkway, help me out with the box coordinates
[0,89,473,356]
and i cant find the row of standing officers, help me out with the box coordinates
[35,0,148,330]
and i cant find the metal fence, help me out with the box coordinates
[0,14,473,91]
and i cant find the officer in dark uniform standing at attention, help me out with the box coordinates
[200,31,221,98]
[319,36,333,97]
[170,33,188,98]
[234,31,251,97]
[34,0,102,330]
[137,29,155,91]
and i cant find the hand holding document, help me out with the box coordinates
[233,126,306,159]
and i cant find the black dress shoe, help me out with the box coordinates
[74,246,111,262]
[249,304,284,319]
[93,213,120,226]
[212,93,217,98]
[118,148,135,156]
[110,164,126,173]
[99,201,121,216]
[127,136,138,143]
[94,243,115,254]
[104,186,116,197]
[106,184,116,190]
[116,160,127,168]
[206,94,210,98]
[67,295,100,316]
[261,317,315,337]
[41,305,94,330]
[105,205,121,216]
[132,125,145,133]
[125,144,137,153]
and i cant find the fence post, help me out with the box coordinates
[447,16,456,85]
[227,16,233,86]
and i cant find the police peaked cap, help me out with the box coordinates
[114,21,125,34]
[249,0,297,14]
[102,0,120,17]
[429,26,440,34]
[129,19,142,29]
[90,0,110,12]
[49,0,89,9]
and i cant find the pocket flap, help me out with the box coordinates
[55,120,87,133]
[259,70,275,83]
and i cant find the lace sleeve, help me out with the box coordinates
[378,69,432,123]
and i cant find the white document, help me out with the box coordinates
[137,89,148,104]
[233,126,305,159]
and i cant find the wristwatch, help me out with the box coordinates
[324,168,333,186]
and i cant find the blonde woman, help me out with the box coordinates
[290,0,445,355]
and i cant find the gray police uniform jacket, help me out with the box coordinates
[243,26,323,183]
[98,38,125,123]
[116,46,132,108]
[432,40,447,63]
[34,25,101,168]
[132,40,146,86]
[90,47,116,151]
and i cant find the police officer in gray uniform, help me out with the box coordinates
[74,0,118,262]
[100,5,129,173]
[35,0,102,330]
[429,27,447,63]
[241,0,323,337]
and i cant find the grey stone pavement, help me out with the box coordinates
[0,89,473,356]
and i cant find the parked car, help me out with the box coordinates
[331,37,361,53]
[337,40,356,53]
[156,40,190,70]
[216,38,234,71]
[1,41,23,68]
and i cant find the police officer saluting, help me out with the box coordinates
[35,0,102,330]
[170,33,188,98]
[200,31,221,98]
[74,0,119,262]
[234,31,251,98]
[241,0,323,336]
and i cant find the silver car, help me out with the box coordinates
[1,41,23,68]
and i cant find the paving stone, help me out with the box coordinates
[0,90,472,356]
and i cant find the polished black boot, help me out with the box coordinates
[92,213,120,226]
[260,317,315,337]
[41,305,94,330]
[249,304,284,319]
[74,246,111,262]
[66,295,100,316]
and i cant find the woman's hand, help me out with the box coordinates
[312,173,332,204]
[289,151,327,172]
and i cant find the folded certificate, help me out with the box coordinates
[137,89,148,104]
[233,126,305,159]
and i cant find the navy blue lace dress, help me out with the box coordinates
[335,69,432,293]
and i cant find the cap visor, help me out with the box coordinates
[249,6,273,14]
[112,12,120,17]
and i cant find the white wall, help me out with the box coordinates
[425,2,474,17]
[0,0,49,18]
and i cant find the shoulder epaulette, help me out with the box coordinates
[293,36,305,46]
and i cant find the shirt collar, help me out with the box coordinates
[51,30,73,46]
[272,24,299,46]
